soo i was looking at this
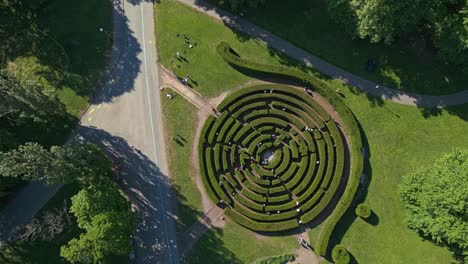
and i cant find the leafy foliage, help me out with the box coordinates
[332,244,350,264]
[60,181,134,264]
[0,72,67,125]
[432,2,468,73]
[355,203,371,219]
[251,254,295,264]
[223,0,266,11]
[326,0,468,69]
[399,148,468,262]
[0,142,110,185]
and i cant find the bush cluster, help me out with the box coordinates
[332,245,350,264]
[355,203,371,219]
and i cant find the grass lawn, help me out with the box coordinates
[1,0,112,117]
[331,83,468,263]
[155,0,467,263]
[209,0,467,96]
[155,0,304,98]
[186,219,298,264]
[160,88,203,232]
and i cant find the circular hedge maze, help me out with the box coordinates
[198,84,348,232]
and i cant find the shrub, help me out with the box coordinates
[355,203,371,219]
[332,245,350,264]
[252,254,295,264]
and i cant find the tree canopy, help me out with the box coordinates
[61,181,134,263]
[327,0,468,71]
[399,148,468,262]
[0,142,110,185]
[0,72,66,126]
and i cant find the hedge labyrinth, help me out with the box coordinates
[198,84,349,232]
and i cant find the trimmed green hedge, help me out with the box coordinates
[216,42,365,256]
[225,207,299,232]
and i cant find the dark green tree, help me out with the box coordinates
[431,2,468,73]
[223,0,266,12]
[0,142,110,185]
[327,0,441,43]
[0,72,66,125]
[399,148,468,262]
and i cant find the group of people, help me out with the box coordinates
[175,34,195,87]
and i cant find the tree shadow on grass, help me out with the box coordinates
[321,122,373,262]
[0,0,147,105]
[417,103,468,121]
[182,227,241,264]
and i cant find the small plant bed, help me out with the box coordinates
[199,83,349,233]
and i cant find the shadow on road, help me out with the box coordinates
[73,125,240,263]
[73,125,179,263]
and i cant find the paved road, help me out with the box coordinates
[79,0,180,263]
[178,0,468,107]
[0,0,180,263]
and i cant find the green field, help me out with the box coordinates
[186,219,297,264]
[155,0,311,98]
[160,88,203,232]
[209,0,467,96]
[155,0,467,263]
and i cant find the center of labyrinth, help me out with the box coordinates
[199,84,349,232]
[260,148,276,165]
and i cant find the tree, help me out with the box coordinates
[0,129,16,151]
[61,181,134,264]
[355,203,371,219]
[0,142,52,181]
[328,0,440,44]
[399,148,468,262]
[69,181,129,230]
[0,142,110,185]
[0,72,67,126]
[431,2,468,73]
[223,0,266,12]
[332,244,350,264]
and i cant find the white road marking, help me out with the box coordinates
[140,3,174,264]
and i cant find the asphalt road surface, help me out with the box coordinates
[1,0,180,263]
[79,0,180,263]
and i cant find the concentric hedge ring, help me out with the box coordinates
[198,84,348,232]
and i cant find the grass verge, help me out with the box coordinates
[160,88,203,232]
[186,219,297,264]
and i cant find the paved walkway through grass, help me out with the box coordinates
[179,205,224,257]
[177,0,468,107]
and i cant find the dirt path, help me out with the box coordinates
[159,66,218,116]
[177,105,228,257]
